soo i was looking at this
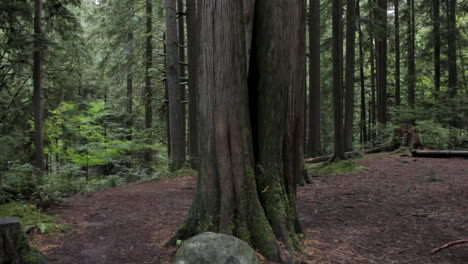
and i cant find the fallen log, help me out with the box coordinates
[412,150,468,158]
[430,239,468,254]
[305,151,362,164]
[0,217,49,264]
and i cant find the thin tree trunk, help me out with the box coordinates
[333,0,345,159]
[407,0,415,107]
[307,0,321,157]
[344,0,357,151]
[126,30,133,141]
[187,0,199,169]
[394,0,401,105]
[144,0,153,162]
[287,0,308,188]
[433,0,440,98]
[369,15,376,144]
[357,1,367,146]
[33,0,45,179]
[458,40,467,96]
[447,0,457,98]
[376,0,387,123]
[163,33,171,157]
[167,0,186,170]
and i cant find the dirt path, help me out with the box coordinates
[37,154,468,263]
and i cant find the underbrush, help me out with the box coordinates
[0,202,68,234]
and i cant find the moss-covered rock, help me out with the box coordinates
[175,232,259,264]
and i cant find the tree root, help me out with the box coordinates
[430,239,468,254]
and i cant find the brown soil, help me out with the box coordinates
[36,153,468,263]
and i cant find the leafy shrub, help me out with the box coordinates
[41,164,87,196]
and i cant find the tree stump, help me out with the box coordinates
[0,217,48,264]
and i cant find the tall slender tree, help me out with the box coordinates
[376,0,387,123]
[144,0,153,162]
[166,0,186,170]
[126,7,134,141]
[357,0,367,146]
[368,2,377,143]
[406,0,415,107]
[33,0,45,177]
[186,0,199,169]
[394,0,401,105]
[307,0,321,157]
[344,0,357,151]
[433,0,440,99]
[447,0,457,98]
[332,0,345,159]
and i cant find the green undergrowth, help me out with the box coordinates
[307,159,366,175]
[0,202,68,234]
[170,165,198,178]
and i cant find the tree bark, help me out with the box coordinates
[126,30,133,141]
[187,0,199,169]
[369,25,376,144]
[406,0,415,107]
[307,0,321,157]
[433,0,440,98]
[357,1,367,146]
[447,0,457,98]
[394,0,401,105]
[376,0,387,123]
[33,0,45,179]
[344,0,357,151]
[0,217,47,264]
[166,0,186,170]
[332,0,346,159]
[174,0,304,260]
[144,0,153,162]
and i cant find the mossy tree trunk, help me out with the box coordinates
[173,0,305,261]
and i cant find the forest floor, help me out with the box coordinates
[34,153,468,264]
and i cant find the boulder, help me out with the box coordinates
[175,232,259,264]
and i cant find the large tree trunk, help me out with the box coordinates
[433,0,440,98]
[344,0,357,152]
[332,0,346,159]
[144,0,153,162]
[187,0,199,169]
[33,0,45,179]
[173,0,304,261]
[447,0,457,98]
[166,0,186,170]
[307,0,321,157]
[394,0,401,105]
[406,0,415,107]
[376,0,387,123]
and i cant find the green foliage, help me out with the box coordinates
[425,170,443,183]
[0,202,68,234]
[41,164,87,195]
